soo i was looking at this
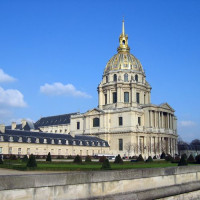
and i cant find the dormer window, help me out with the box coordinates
[44,139,47,144]
[27,137,31,143]
[80,141,83,145]
[0,136,4,142]
[36,138,39,143]
[18,137,22,142]
[103,142,106,147]
[92,141,95,146]
[66,140,69,145]
[9,136,13,142]
[58,139,62,144]
[51,139,55,144]
[73,141,76,145]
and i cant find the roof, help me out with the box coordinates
[5,121,34,131]
[0,129,109,147]
[34,113,78,127]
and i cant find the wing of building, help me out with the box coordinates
[0,20,178,158]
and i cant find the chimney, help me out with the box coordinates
[21,119,26,129]
[0,124,5,133]
[11,122,16,130]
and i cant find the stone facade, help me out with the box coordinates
[70,20,178,158]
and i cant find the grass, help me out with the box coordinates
[0,159,180,171]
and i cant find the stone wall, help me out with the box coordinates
[1,166,200,200]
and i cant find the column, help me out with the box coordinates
[149,111,151,127]
[159,137,161,155]
[137,136,140,154]
[109,90,112,104]
[117,87,121,103]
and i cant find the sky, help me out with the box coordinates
[0,0,199,142]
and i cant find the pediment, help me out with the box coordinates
[85,108,103,115]
[160,103,174,112]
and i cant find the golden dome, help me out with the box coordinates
[104,19,144,74]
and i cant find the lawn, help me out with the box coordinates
[0,159,179,171]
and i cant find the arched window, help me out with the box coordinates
[113,74,117,82]
[124,74,128,82]
[93,118,100,127]
[106,76,108,83]
[135,74,138,82]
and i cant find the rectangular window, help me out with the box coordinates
[18,148,21,155]
[9,147,12,154]
[27,148,30,155]
[77,122,80,129]
[119,117,123,126]
[0,147,2,154]
[136,92,140,104]
[119,139,123,151]
[113,92,117,103]
[138,117,141,126]
[124,92,129,103]
[105,94,107,105]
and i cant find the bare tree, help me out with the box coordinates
[125,142,134,157]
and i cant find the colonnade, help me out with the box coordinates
[149,110,174,129]
[137,135,177,156]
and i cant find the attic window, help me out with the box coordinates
[27,138,31,143]
[0,136,4,142]
[9,136,13,142]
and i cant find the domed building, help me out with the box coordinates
[70,20,178,157]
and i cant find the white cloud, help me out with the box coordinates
[0,87,27,107]
[179,120,196,127]
[0,69,16,83]
[40,82,92,98]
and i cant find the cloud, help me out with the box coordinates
[179,120,196,127]
[40,82,92,98]
[0,69,16,83]
[0,87,27,107]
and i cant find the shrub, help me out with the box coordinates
[101,159,111,170]
[153,155,157,159]
[27,154,37,168]
[22,155,29,163]
[73,155,82,164]
[178,154,188,166]
[67,155,73,159]
[146,156,153,162]
[136,154,144,162]
[165,154,173,162]
[46,152,52,162]
[187,154,195,163]
[99,156,107,163]
[114,154,123,164]
[196,155,200,164]
[0,158,3,164]
[171,156,180,163]
[181,153,187,160]
[85,155,92,162]
[160,152,166,159]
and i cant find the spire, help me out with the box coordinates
[122,17,125,35]
[117,18,130,53]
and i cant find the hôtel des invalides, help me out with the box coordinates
[0,21,178,158]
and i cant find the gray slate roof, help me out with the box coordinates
[34,113,78,127]
[0,129,109,147]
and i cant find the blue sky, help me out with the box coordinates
[0,0,199,142]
